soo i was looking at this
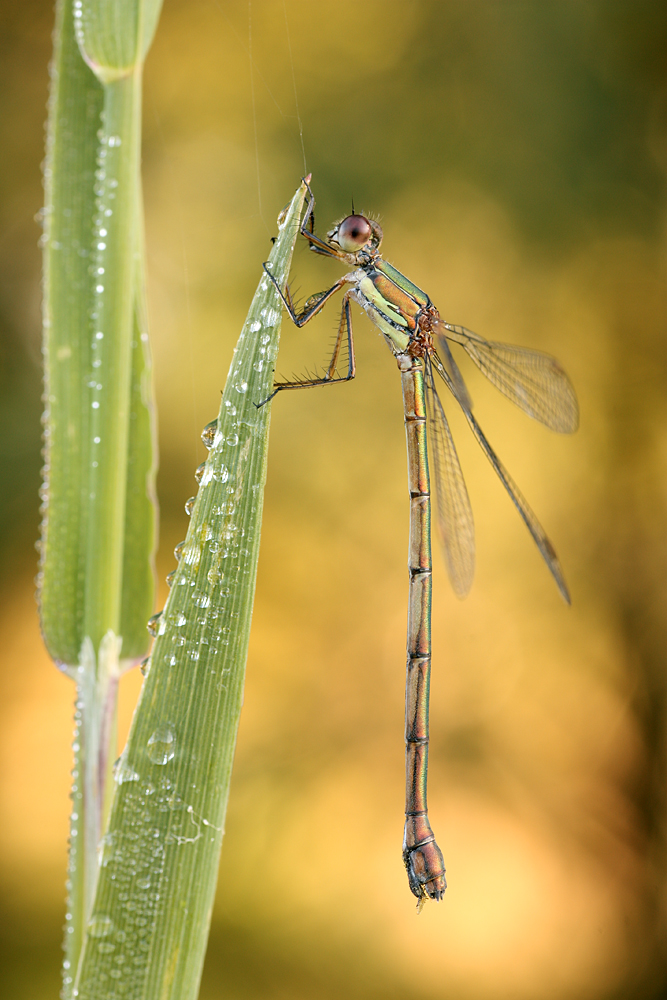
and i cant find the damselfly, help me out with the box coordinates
[263,179,578,904]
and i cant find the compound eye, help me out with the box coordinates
[336,215,373,252]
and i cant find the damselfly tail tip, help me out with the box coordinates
[404,842,447,903]
[303,172,312,185]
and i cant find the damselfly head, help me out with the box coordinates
[328,214,383,254]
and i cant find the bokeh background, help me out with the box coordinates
[2,1,667,997]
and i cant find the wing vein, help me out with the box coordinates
[436,322,579,433]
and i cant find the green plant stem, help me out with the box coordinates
[83,72,142,646]
[40,2,158,992]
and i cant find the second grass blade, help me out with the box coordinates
[73,178,309,1000]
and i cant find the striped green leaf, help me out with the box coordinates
[73,179,308,1000]
[40,0,160,991]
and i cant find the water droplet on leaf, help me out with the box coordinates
[146,613,162,638]
[201,420,217,449]
[87,914,114,938]
[147,725,176,765]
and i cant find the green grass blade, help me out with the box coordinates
[40,0,158,672]
[73,179,308,1000]
[40,0,105,669]
[40,0,160,991]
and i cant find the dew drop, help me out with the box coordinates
[140,657,151,676]
[165,570,176,588]
[114,755,140,784]
[201,420,217,449]
[146,613,162,638]
[234,380,248,394]
[194,462,206,484]
[174,540,185,561]
[226,433,239,447]
[182,541,201,566]
[185,497,196,516]
[147,725,176,765]
[87,914,114,938]
[276,204,289,228]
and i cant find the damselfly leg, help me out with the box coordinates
[260,271,355,402]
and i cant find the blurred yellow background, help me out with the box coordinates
[1,1,666,997]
